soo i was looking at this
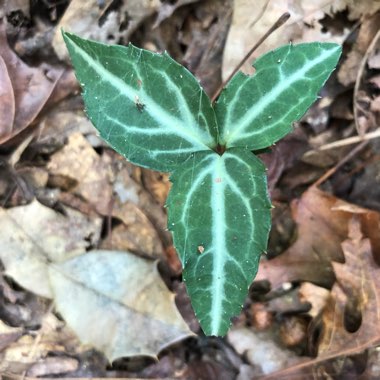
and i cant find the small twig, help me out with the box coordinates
[311,128,380,151]
[211,12,290,103]
[312,140,369,187]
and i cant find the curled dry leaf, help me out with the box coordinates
[48,250,194,360]
[256,187,380,289]
[0,199,102,298]
[0,18,63,144]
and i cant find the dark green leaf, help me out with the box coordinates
[63,31,218,172]
[168,149,271,335]
[216,43,341,150]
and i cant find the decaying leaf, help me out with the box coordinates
[262,216,380,379]
[0,313,80,375]
[0,320,22,351]
[227,327,302,376]
[256,187,380,289]
[0,54,15,137]
[48,132,114,215]
[0,18,63,144]
[0,199,102,297]
[337,13,380,86]
[101,202,163,259]
[330,0,380,20]
[298,282,330,318]
[317,216,380,356]
[53,0,161,60]
[49,250,194,360]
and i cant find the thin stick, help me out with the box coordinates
[312,140,369,187]
[308,128,380,151]
[211,12,291,103]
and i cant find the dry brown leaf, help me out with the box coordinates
[0,334,66,374]
[0,320,22,351]
[317,216,380,355]
[0,199,102,297]
[101,202,164,259]
[0,54,15,136]
[298,282,330,318]
[180,0,232,96]
[0,313,80,375]
[48,132,114,215]
[141,169,171,206]
[0,18,63,144]
[155,0,200,27]
[256,187,380,289]
[330,0,380,20]
[38,110,99,147]
[111,157,172,248]
[261,216,380,379]
[337,13,380,86]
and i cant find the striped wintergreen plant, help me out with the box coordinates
[63,31,341,336]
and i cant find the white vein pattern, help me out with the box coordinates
[170,150,268,335]
[65,36,215,152]
[224,45,340,145]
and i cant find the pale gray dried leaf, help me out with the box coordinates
[0,200,102,297]
[49,250,193,360]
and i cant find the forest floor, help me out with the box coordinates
[1,0,380,379]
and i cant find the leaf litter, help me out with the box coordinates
[2,0,380,378]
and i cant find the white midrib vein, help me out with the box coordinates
[210,157,227,334]
[225,46,340,145]
[66,37,213,150]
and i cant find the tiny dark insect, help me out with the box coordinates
[134,95,145,112]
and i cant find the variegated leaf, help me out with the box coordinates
[64,33,341,337]
[62,32,218,172]
[215,43,341,150]
[168,149,271,335]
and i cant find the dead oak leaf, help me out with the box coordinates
[256,187,380,289]
[317,216,380,356]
